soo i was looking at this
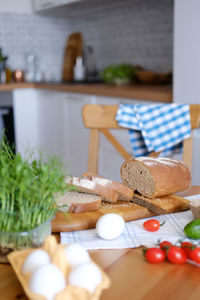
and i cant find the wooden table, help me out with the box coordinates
[0,186,200,300]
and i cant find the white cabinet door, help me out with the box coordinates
[12,89,90,177]
[0,0,32,13]
[34,0,81,11]
[13,89,68,166]
[64,93,91,177]
[34,0,63,11]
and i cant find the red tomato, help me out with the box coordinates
[143,219,160,232]
[145,247,165,264]
[160,241,172,252]
[181,242,193,258]
[189,247,200,263]
[167,246,187,264]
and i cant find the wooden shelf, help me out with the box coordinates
[0,82,172,102]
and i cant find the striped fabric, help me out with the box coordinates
[115,103,191,157]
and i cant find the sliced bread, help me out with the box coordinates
[56,191,102,213]
[82,172,134,201]
[66,176,118,203]
[121,157,191,198]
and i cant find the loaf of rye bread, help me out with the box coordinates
[56,191,102,213]
[121,157,191,198]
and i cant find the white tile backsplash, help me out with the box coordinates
[0,0,173,81]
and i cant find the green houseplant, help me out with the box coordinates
[101,64,136,85]
[0,138,68,258]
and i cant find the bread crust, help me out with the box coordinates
[121,157,191,198]
[67,199,101,213]
[66,177,118,203]
[82,172,134,201]
[56,191,102,213]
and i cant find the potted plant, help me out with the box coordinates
[101,64,136,85]
[0,138,69,261]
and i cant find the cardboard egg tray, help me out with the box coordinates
[8,235,110,300]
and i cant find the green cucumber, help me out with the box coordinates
[184,218,200,239]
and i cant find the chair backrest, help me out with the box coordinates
[82,104,200,174]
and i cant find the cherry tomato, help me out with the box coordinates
[145,247,165,264]
[160,241,172,252]
[143,219,160,232]
[181,242,193,258]
[189,247,200,263]
[166,246,187,264]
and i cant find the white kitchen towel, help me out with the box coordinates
[60,194,200,250]
[115,103,191,156]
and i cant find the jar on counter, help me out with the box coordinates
[73,56,85,82]
[0,62,6,84]
[13,69,24,83]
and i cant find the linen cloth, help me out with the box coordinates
[60,194,200,250]
[115,103,191,156]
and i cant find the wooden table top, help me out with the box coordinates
[0,186,199,300]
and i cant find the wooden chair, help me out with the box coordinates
[82,104,200,174]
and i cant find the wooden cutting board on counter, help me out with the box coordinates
[52,194,189,232]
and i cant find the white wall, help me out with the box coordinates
[174,0,200,184]
[174,0,200,103]
[0,0,173,81]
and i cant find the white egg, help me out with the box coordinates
[65,243,90,267]
[68,262,102,293]
[22,249,51,274]
[96,213,125,240]
[29,263,66,300]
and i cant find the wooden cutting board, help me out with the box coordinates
[52,194,189,232]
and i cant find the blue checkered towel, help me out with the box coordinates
[115,104,191,156]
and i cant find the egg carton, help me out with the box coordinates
[8,235,110,300]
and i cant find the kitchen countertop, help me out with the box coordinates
[0,82,172,102]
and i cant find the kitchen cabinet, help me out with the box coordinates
[0,0,32,13]
[12,89,92,177]
[33,0,81,12]
[64,93,93,176]
[8,86,199,183]
[12,88,156,180]
[13,89,69,168]
[12,88,162,181]
[0,83,172,179]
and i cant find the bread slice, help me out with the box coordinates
[66,176,118,203]
[56,191,102,213]
[121,157,191,198]
[82,172,134,201]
